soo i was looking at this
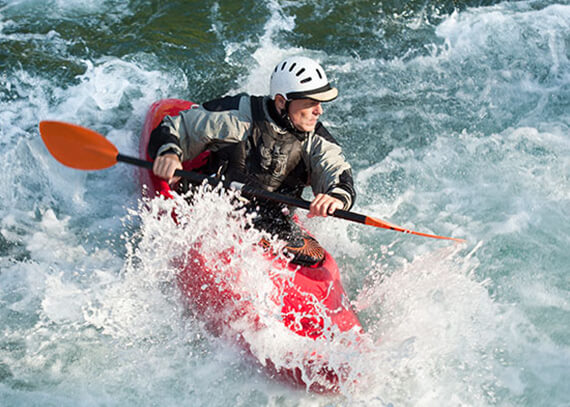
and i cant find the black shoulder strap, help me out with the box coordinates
[248,96,267,149]
[202,93,246,112]
[249,95,266,123]
[314,122,339,146]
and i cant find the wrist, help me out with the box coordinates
[327,192,349,210]
[158,146,183,161]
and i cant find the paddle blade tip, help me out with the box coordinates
[39,121,118,170]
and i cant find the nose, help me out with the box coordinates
[314,103,323,115]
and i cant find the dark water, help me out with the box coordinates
[1,0,569,405]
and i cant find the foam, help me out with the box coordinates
[1,0,569,404]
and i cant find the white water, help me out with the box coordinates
[1,0,569,405]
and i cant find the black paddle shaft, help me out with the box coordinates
[117,153,367,225]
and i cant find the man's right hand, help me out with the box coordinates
[152,153,182,185]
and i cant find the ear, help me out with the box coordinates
[274,94,287,112]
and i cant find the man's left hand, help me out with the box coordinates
[308,193,343,218]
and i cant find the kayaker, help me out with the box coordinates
[148,56,355,266]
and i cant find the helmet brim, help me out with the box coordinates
[287,85,339,102]
[305,86,338,102]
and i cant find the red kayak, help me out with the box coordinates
[139,99,364,392]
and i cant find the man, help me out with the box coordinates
[148,56,355,266]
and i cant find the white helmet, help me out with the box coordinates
[269,56,338,102]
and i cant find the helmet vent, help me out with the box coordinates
[289,63,297,72]
[281,62,287,70]
[296,68,306,77]
[300,77,312,84]
[316,69,323,79]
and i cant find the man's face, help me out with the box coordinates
[287,98,323,132]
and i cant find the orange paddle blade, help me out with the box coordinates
[39,121,118,170]
[365,215,466,243]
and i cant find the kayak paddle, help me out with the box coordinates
[39,120,466,243]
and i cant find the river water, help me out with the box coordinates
[0,0,569,406]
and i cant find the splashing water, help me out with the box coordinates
[128,185,371,394]
[1,0,569,405]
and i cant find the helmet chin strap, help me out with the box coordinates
[279,100,307,138]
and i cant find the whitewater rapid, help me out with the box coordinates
[1,0,569,405]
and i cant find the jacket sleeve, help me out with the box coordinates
[147,95,252,160]
[306,124,356,210]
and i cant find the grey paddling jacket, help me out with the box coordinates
[148,94,355,210]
